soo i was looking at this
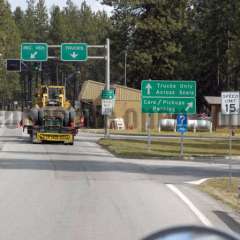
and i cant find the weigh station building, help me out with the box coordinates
[79,80,167,131]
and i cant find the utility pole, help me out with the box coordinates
[124,51,127,86]
[56,63,59,85]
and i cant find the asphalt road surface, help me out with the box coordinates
[0,127,239,240]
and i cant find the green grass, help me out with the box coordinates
[199,178,240,211]
[98,138,240,158]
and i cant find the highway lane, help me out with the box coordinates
[0,127,238,240]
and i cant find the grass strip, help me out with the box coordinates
[199,178,240,211]
[98,138,240,158]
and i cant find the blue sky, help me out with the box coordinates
[8,0,112,13]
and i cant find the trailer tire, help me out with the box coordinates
[30,108,39,123]
[63,110,70,127]
[38,110,44,125]
[69,108,76,123]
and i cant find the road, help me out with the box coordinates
[0,127,239,240]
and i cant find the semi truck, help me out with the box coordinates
[22,85,77,145]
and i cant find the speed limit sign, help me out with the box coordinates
[221,92,240,115]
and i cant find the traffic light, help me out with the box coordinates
[32,62,42,71]
[6,59,21,72]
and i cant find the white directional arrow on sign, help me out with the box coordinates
[185,102,193,111]
[146,83,152,95]
[70,52,78,59]
[30,52,38,59]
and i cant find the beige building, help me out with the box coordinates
[79,80,166,131]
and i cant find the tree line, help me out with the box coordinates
[105,0,240,109]
[0,0,110,109]
[1,0,240,111]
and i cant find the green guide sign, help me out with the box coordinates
[141,80,196,114]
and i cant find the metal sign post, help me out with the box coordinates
[177,114,188,158]
[180,132,184,158]
[221,91,240,189]
[147,113,152,151]
[228,124,233,190]
[104,38,110,138]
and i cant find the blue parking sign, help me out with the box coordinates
[177,114,188,133]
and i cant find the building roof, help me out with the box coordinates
[79,80,105,101]
[204,96,221,105]
[79,80,141,102]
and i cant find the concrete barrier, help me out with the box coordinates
[0,111,22,127]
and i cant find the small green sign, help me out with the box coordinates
[141,80,196,114]
[101,89,115,100]
[61,43,88,61]
[21,43,48,61]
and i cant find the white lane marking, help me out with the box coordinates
[185,178,210,185]
[166,184,212,227]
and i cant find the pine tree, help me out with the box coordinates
[23,0,36,41]
[49,6,66,43]
[0,0,21,108]
[35,0,49,42]
[103,0,187,87]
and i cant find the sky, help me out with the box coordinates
[7,0,112,14]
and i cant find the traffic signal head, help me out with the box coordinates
[6,59,21,72]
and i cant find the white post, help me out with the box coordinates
[124,51,127,86]
[106,38,110,90]
[147,113,151,151]
[228,117,233,190]
[180,132,184,158]
[104,38,110,138]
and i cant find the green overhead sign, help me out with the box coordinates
[141,80,196,114]
[21,43,48,61]
[61,43,88,61]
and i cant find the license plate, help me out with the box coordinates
[37,133,72,142]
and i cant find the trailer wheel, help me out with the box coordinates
[38,110,44,125]
[69,108,76,122]
[30,108,39,124]
[63,110,70,127]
